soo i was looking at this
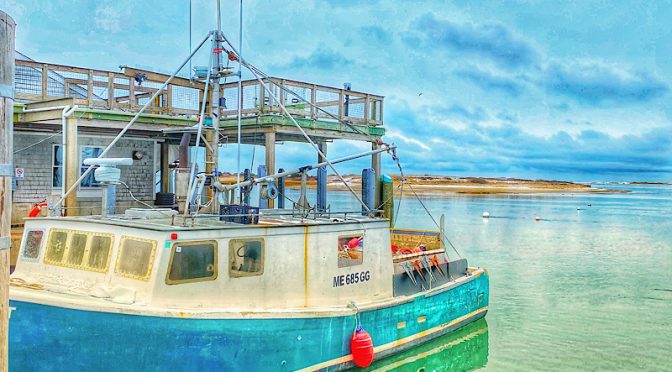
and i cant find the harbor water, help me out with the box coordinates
[287,184,672,371]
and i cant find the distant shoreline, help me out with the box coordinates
[276,175,631,195]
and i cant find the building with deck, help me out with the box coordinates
[8,54,386,266]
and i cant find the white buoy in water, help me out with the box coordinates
[535,216,541,221]
[482,211,490,218]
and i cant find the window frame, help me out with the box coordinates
[337,233,365,268]
[228,238,265,278]
[43,228,115,273]
[51,144,105,193]
[114,235,158,281]
[165,240,218,285]
[21,229,46,261]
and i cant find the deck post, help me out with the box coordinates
[160,142,170,193]
[265,131,276,208]
[0,10,15,370]
[371,141,381,209]
[316,142,327,212]
[64,116,79,216]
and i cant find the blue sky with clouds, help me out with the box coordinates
[3,0,672,181]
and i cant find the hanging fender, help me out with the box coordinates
[28,202,48,218]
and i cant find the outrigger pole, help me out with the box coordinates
[213,145,395,192]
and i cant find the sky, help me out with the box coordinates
[3,0,672,181]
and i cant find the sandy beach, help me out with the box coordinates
[217,174,625,195]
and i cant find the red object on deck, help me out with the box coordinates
[347,237,362,248]
[350,327,374,367]
[28,202,48,218]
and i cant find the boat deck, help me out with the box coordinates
[28,209,383,231]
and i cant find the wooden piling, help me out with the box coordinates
[0,10,15,371]
[265,131,276,209]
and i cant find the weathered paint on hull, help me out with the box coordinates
[9,273,488,371]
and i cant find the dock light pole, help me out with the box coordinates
[0,10,15,371]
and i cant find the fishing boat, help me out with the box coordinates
[8,3,489,370]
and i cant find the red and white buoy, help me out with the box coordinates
[350,326,374,368]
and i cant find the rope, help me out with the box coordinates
[13,132,62,154]
[389,148,461,259]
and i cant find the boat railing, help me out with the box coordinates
[390,228,442,250]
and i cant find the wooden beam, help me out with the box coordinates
[121,66,204,90]
[0,11,15,368]
[41,63,48,99]
[87,70,94,106]
[160,142,170,193]
[64,116,79,216]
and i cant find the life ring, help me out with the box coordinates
[28,202,48,218]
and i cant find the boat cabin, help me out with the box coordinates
[11,210,469,311]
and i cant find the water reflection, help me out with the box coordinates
[364,319,489,371]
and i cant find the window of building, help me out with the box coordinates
[166,241,217,284]
[22,230,45,260]
[44,229,114,272]
[52,145,104,188]
[115,236,157,281]
[229,239,264,278]
[337,234,364,268]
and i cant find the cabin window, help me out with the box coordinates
[337,234,364,268]
[45,230,68,263]
[44,229,114,272]
[229,239,264,277]
[22,230,45,260]
[87,235,113,270]
[115,236,157,281]
[166,241,217,284]
[66,233,88,266]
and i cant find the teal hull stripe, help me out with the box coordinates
[9,274,488,371]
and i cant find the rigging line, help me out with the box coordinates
[221,37,373,213]
[184,34,215,216]
[52,31,213,211]
[390,148,461,258]
[189,0,192,75]
[236,0,243,200]
[13,131,62,154]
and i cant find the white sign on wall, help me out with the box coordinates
[14,167,24,179]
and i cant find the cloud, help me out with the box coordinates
[94,6,123,33]
[359,26,392,44]
[386,129,431,151]
[454,67,525,96]
[434,104,489,122]
[406,13,538,69]
[382,101,672,180]
[279,45,353,70]
[544,61,669,105]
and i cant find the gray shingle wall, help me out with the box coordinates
[12,132,156,204]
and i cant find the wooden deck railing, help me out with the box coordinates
[220,77,384,126]
[14,59,384,126]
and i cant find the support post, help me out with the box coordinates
[264,131,276,208]
[362,168,375,215]
[0,11,15,370]
[371,141,382,209]
[257,165,268,209]
[277,168,285,209]
[160,142,170,193]
[64,116,79,216]
[316,143,327,212]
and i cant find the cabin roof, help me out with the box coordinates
[28,212,387,232]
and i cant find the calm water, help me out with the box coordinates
[287,184,672,371]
